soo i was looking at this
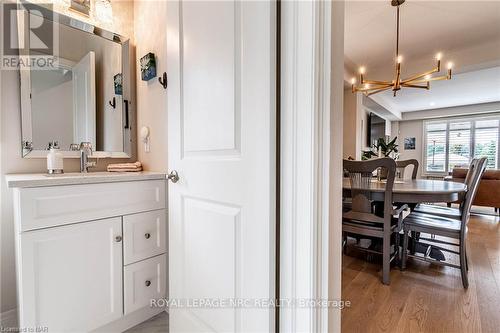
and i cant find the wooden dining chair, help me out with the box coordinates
[343,158,407,285]
[401,157,487,288]
[396,159,419,180]
[413,158,482,219]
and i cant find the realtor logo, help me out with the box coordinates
[1,2,59,69]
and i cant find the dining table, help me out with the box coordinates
[342,178,467,204]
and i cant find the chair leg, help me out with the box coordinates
[402,230,408,271]
[410,231,417,254]
[395,232,401,267]
[447,203,452,208]
[465,244,469,272]
[460,240,469,289]
[382,233,391,285]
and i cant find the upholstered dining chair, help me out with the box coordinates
[412,158,482,219]
[343,158,407,285]
[401,157,487,288]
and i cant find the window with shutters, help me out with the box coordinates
[423,116,500,174]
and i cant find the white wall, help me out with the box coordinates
[393,120,424,178]
[134,1,168,172]
[0,1,135,315]
[343,89,357,158]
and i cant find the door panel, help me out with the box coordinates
[181,1,240,156]
[19,217,122,331]
[167,0,276,332]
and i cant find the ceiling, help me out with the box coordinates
[345,0,500,113]
[370,66,500,113]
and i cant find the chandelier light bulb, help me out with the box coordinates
[436,52,442,61]
[447,62,453,70]
[351,77,356,85]
[359,66,366,74]
[425,74,431,80]
[397,55,403,64]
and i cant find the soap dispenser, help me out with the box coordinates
[47,142,64,174]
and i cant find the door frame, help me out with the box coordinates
[280,1,343,332]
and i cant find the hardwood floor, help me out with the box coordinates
[342,213,500,333]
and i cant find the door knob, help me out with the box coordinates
[115,235,122,242]
[168,170,179,183]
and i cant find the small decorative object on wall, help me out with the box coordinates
[158,72,167,89]
[114,73,123,95]
[140,53,157,81]
[69,0,91,16]
[404,137,416,150]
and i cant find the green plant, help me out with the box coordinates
[362,137,399,160]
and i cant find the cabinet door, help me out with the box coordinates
[18,217,123,332]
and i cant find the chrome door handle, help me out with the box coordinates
[168,170,179,183]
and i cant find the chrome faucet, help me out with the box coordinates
[80,142,96,173]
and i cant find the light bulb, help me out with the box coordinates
[397,55,403,64]
[424,74,431,80]
[447,62,453,70]
[351,77,356,85]
[436,52,442,61]
[359,66,366,75]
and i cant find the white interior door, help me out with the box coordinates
[167,0,276,332]
[73,51,96,148]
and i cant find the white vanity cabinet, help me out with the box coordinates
[7,172,168,332]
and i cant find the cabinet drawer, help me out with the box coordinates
[124,254,167,314]
[16,180,166,231]
[123,210,167,265]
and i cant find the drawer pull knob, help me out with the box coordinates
[145,280,151,287]
[115,235,122,242]
[145,233,151,239]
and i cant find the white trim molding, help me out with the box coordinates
[280,0,341,332]
[0,309,18,329]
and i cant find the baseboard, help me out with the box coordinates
[0,308,18,329]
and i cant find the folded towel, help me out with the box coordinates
[107,161,143,172]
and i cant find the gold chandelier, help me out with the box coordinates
[351,0,453,97]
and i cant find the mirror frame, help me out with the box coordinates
[18,1,135,159]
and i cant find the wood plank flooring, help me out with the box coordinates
[342,213,500,333]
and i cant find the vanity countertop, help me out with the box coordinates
[5,171,167,188]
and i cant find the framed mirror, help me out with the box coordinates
[18,3,134,158]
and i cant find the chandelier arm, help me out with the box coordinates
[401,67,440,84]
[406,75,450,85]
[354,84,393,92]
[366,86,393,97]
[361,79,393,86]
[400,83,429,89]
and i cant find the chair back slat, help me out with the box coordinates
[396,159,419,180]
[461,157,487,228]
[343,158,396,225]
[457,158,480,212]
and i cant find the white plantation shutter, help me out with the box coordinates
[425,123,447,173]
[448,121,471,170]
[423,116,500,174]
[474,120,499,169]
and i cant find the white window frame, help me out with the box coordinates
[422,113,500,176]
